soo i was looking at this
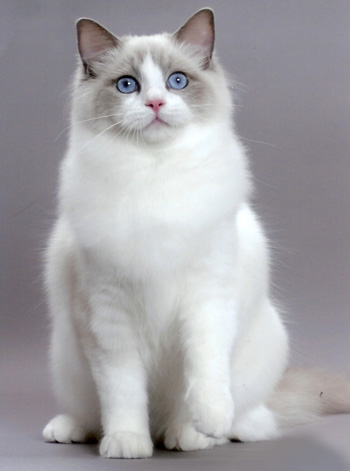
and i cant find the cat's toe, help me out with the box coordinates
[100,432,153,459]
[43,414,92,444]
[164,423,229,451]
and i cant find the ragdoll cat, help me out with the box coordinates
[43,8,350,459]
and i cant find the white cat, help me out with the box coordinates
[43,8,350,458]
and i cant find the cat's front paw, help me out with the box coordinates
[43,414,93,444]
[164,422,229,451]
[188,383,235,438]
[100,432,153,459]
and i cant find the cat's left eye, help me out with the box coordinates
[116,76,139,94]
[167,72,188,90]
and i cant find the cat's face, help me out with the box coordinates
[73,9,232,145]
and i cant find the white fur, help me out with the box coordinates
[43,25,290,458]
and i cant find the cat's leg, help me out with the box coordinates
[150,329,229,452]
[86,297,153,459]
[43,222,100,443]
[228,300,288,442]
[179,294,237,439]
[43,304,101,443]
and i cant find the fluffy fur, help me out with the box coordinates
[43,9,350,459]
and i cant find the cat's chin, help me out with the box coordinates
[140,121,181,145]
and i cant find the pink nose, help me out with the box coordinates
[145,99,165,114]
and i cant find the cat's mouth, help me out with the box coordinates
[147,116,168,128]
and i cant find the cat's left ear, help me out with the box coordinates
[76,18,120,75]
[174,8,215,69]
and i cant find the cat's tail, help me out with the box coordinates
[268,367,350,426]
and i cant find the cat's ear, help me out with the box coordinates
[76,19,120,76]
[174,8,215,68]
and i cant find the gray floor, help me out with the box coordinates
[2,393,350,471]
[1,337,350,470]
[2,394,350,471]
[1,1,350,470]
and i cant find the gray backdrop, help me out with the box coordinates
[1,1,349,470]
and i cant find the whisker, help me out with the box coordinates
[238,135,277,148]
[75,120,123,154]
[54,113,121,143]
[190,104,212,108]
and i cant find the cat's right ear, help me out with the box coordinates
[76,19,119,77]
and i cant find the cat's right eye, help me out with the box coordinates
[116,76,139,94]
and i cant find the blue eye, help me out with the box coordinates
[167,72,188,90]
[116,76,139,94]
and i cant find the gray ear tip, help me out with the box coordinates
[76,18,92,29]
[198,7,215,20]
[187,8,215,30]
[76,18,88,34]
[76,17,87,26]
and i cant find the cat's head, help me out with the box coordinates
[73,8,232,145]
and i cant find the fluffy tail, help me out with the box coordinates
[268,367,350,426]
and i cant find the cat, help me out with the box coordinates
[42,8,350,459]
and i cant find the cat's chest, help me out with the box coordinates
[61,132,244,274]
[63,153,216,272]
